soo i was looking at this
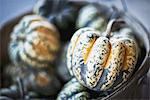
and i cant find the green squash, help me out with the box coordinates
[76,4,110,32]
[9,15,60,68]
[57,78,90,100]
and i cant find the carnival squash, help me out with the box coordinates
[67,19,139,91]
[76,4,110,32]
[9,15,60,68]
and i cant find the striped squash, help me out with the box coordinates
[76,4,108,32]
[9,15,60,68]
[67,19,139,91]
[57,78,90,100]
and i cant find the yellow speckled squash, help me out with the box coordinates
[67,19,139,91]
[9,15,60,68]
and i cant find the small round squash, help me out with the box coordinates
[67,19,139,91]
[76,4,110,32]
[57,78,90,100]
[9,15,60,68]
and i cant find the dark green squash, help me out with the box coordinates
[33,0,84,41]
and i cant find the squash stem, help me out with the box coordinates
[105,19,125,38]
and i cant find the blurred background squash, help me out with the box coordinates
[9,15,60,68]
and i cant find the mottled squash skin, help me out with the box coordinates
[67,20,139,91]
[76,4,109,32]
[9,15,60,68]
[57,78,90,100]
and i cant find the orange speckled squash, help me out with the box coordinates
[9,15,60,68]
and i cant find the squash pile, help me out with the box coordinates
[2,0,141,99]
[8,15,61,96]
